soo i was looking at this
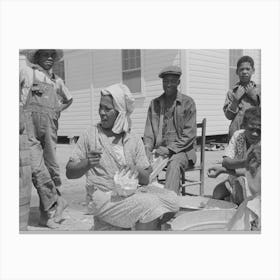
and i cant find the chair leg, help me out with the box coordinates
[181,169,186,196]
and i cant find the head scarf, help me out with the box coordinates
[100,83,135,134]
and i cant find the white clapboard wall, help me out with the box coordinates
[56,49,261,138]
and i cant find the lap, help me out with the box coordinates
[168,152,193,169]
[90,186,179,229]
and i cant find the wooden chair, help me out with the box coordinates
[157,118,207,196]
[181,118,206,196]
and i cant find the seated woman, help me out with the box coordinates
[66,83,179,230]
[226,143,261,230]
[208,107,261,205]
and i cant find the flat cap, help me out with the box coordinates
[158,65,182,78]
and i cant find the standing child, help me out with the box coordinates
[224,55,261,140]
[19,49,73,228]
[208,107,261,206]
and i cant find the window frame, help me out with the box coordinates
[121,49,145,97]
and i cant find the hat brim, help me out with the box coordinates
[159,71,181,78]
[26,49,64,64]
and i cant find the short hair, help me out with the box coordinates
[242,107,261,127]
[236,55,255,69]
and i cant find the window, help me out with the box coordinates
[53,60,65,82]
[122,49,141,93]
[229,49,243,88]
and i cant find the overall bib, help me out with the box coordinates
[24,69,61,211]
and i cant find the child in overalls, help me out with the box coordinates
[19,49,73,228]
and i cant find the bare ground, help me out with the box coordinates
[27,144,228,231]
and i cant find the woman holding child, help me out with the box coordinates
[66,83,179,230]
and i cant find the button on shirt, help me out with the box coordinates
[19,64,72,107]
[162,103,177,147]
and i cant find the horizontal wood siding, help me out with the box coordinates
[243,49,261,85]
[58,52,92,137]
[131,49,180,136]
[187,49,230,135]
[92,50,122,126]
[56,49,260,138]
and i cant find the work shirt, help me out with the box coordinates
[162,102,177,146]
[144,92,197,163]
[223,81,261,139]
[19,64,72,108]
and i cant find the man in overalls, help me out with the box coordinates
[19,49,73,228]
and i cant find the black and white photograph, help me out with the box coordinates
[1,1,280,280]
[19,49,261,232]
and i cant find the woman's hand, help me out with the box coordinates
[120,165,139,179]
[87,150,102,168]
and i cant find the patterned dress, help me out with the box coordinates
[69,124,179,230]
[223,129,252,203]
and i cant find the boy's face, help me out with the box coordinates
[236,62,255,84]
[37,50,56,71]
[244,120,261,145]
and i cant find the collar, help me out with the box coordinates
[158,91,182,105]
[97,123,131,144]
[32,64,55,80]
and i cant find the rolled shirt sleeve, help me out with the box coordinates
[56,77,72,103]
[223,90,239,120]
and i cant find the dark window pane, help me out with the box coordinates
[122,69,141,93]
[123,58,129,70]
[122,50,128,59]
[122,49,141,70]
[136,56,141,68]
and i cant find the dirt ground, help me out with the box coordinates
[27,144,229,231]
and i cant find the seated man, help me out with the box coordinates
[143,65,197,194]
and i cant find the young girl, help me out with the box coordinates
[208,107,261,206]
[226,144,261,230]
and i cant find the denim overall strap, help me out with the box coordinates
[24,69,59,116]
